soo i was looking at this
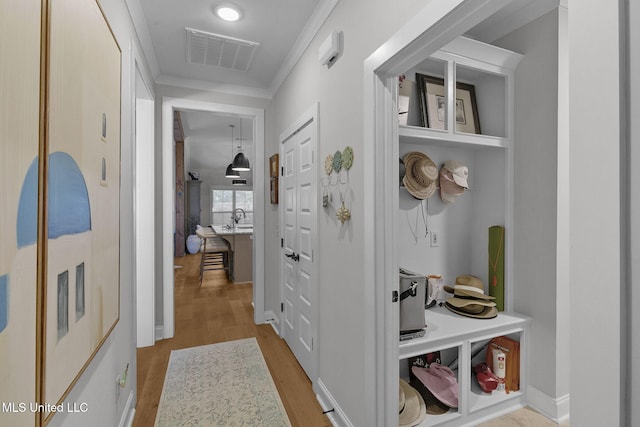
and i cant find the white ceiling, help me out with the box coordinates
[131,0,558,173]
[137,0,324,93]
[181,111,253,173]
[130,0,336,172]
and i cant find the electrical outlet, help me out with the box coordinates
[430,231,439,247]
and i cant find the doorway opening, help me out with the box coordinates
[160,98,265,339]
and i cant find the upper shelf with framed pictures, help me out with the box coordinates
[398,36,523,147]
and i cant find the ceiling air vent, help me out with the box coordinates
[186,27,259,72]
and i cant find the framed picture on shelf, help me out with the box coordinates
[398,75,414,126]
[416,73,481,134]
[269,153,279,178]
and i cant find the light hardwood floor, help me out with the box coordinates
[133,254,331,427]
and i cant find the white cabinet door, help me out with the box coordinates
[280,114,317,381]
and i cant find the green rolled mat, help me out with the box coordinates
[488,225,505,311]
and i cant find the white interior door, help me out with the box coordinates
[280,107,318,382]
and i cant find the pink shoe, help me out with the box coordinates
[473,363,499,393]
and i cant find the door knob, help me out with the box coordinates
[285,252,300,262]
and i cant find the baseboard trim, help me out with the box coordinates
[155,325,164,341]
[118,390,135,427]
[264,310,280,335]
[316,378,353,427]
[527,385,570,423]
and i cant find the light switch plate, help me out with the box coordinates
[430,231,439,247]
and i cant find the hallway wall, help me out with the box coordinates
[46,0,154,425]
[268,0,461,424]
[569,2,623,426]
[493,9,570,416]
[627,0,640,424]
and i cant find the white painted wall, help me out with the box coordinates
[135,94,155,348]
[46,0,152,424]
[555,4,571,415]
[569,2,622,426]
[493,9,571,413]
[626,0,639,425]
[269,0,465,424]
[397,143,506,285]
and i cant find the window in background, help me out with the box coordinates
[211,189,254,226]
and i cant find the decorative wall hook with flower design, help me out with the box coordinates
[336,200,351,224]
[321,146,354,225]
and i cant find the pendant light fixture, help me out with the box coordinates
[232,118,251,171]
[225,124,240,178]
[232,179,247,185]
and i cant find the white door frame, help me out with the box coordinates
[278,102,319,385]
[362,1,518,425]
[133,61,155,347]
[161,97,266,338]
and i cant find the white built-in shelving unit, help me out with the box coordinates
[397,36,530,426]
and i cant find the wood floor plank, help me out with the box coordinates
[133,254,331,427]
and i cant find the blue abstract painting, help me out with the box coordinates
[47,152,92,238]
[16,158,38,248]
[17,152,91,249]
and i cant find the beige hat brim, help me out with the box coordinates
[443,275,496,300]
[446,297,496,308]
[405,175,437,199]
[399,378,427,426]
[439,187,458,204]
[442,287,496,300]
[444,302,498,319]
[403,152,438,200]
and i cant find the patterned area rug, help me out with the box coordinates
[155,338,291,427]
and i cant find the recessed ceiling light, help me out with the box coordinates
[215,5,241,22]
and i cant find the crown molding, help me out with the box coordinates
[127,0,340,99]
[268,0,341,96]
[155,75,273,100]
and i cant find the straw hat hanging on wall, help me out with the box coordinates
[402,151,438,199]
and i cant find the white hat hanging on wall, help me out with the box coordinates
[444,160,469,187]
[439,160,469,204]
[402,151,438,199]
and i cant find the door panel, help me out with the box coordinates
[299,314,312,351]
[280,117,317,381]
[299,271,311,305]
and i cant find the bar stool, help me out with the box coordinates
[195,227,230,285]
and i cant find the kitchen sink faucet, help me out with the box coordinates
[233,208,246,224]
